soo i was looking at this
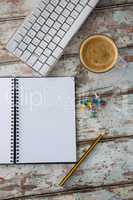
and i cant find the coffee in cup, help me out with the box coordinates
[80,35,118,73]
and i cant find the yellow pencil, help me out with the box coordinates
[59,130,105,187]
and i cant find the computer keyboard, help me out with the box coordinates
[7,0,99,75]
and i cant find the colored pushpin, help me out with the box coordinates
[88,101,92,110]
[80,104,86,112]
[83,97,89,106]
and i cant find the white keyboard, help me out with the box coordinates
[7,0,99,75]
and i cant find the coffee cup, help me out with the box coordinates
[80,34,118,73]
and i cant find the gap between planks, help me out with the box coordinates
[0,2,133,22]
[0,45,133,67]
[77,134,133,146]
[3,181,133,200]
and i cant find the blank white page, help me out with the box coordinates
[0,78,12,163]
[18,77,76,163]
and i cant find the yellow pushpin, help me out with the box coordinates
[88,101,92,110]
[80,104,86,112]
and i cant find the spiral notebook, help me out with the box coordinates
[0,77,76,164]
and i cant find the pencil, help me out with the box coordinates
[59,131,105,187]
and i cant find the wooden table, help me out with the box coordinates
[0,0,133,199]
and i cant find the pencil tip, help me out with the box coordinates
[100,129,106,136]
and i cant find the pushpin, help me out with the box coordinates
[83,97,89,106]
[88,101,92,110]
[80,104,86,112]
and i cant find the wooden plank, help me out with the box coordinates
[98,0,133,7]
[0,62,35,76]
[0,0,133,20]
[0,5,133,65]
[0,59,133,141]
[16,185,133,200]
[51,48,133,94]
[74,186,133,200]
[0,0,37,20]
[0,138,133,199]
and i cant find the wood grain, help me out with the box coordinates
[16,185,133,200]
[0,0,132,199]
[0,0,133,20]
[0,5,133,65]
[0,138,133,199]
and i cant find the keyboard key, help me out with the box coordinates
[21,50,31,61]
[35,47,43,56]
[28,29,36,38]
[37,16,46,25]
[49,28,57,37]
[37,31,45,40]
[18,42,27,51]
[7,40,18,52]
[51,0,59,7]
[53,22,62,30]
[41,10,50,19]
[32,23,41,31]
[18,27,28,37]
[43,48,52,57]
[44,34,52,43]
[50,12,58,21]
[27,43,36,52]
[39,54,47,62]
[66,16,74,25]
[53,46,63,58]
[46,4,54,12]
[67,2,75,11]
[75,4,83,13]
[33,8,41,18]
[23,36,32,44]
[48,42,56,51]
[41,24,49,33]
[59,0,68,8]
[33,61,43,71]
[39,40,48,48]
[80,0,88,6]
[38,1,46,11]
[46,56,56,66]
[61,23,70,31]
[39,64,51,75]
[53,35,61,44]
[14,33,23,43]
[57,29,65,37]
[62,9,70,17]
[27,54,38,66]
[72,0,80,5]
[14,48,23,57]
[32,37,40,46]
[46,18,54,27]
[58,15,66,24]
[24,21,32,30]
[55,5,63,14]
[71,10,79,19]
[28,14,36,24]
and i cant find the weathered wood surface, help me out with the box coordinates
[0,0,133,19]
[16,185,133,200]
[1,5,133,64]
[0,138,133,200]
[0,0,133,199]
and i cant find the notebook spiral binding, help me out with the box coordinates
[10,78,20,164]
[10,78,14,163]
[15,78,20,163]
